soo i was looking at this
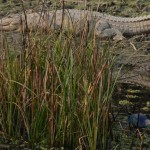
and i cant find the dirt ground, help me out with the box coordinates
[0,0,150,17]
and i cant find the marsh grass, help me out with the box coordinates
[0,9,117,150]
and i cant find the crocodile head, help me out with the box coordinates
[0,14,22,31]
[0,12,48,32]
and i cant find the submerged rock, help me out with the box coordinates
[128,113,150,128]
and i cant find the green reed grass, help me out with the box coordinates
[0,20,117,149]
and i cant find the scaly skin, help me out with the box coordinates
[0,9,150,40]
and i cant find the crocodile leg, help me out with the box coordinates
[94,20,125,41]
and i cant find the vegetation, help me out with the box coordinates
[0,15,117,149]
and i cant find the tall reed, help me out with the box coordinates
[0,14,117,150]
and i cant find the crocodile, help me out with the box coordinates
[0,9,150,40]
